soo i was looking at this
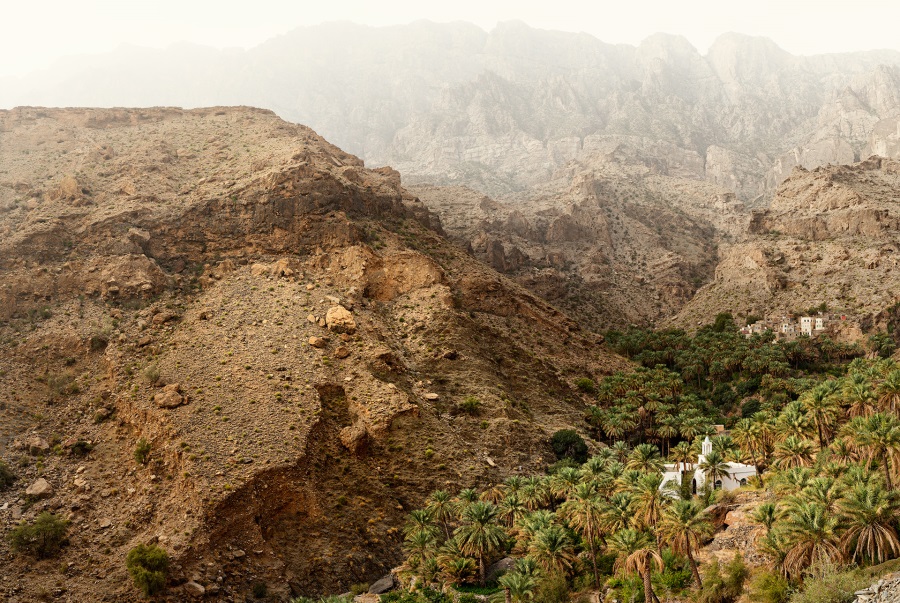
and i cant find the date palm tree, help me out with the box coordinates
[658,499,712,586]
[845,413,900,491]
[404,529,436,574]
[631,473,667,531]
[611,441,631,463]
[845,379,877,418]
[669,441,695,484]
[773,436,816,470]
[830,437,858,466]
[627,443,665,474]
[558,481,604,588]
[498,495,527,529]
[496,571,536,603]
[839,484,900,564]
[601,491,635,533]
[698,450,731,489]
[426,490,456,541]
[749,502,780,536]
[454,501,507,585]
[607,528,664,603]
[404,509,438,541]
[527,524,577,576]
[801,384,839,448]
[519,479,549,511]
[439,556,476,587]
[797,477,842,514]
[549,467,581,500]
[878,370,900,416]
[513,510,555,555]
[776,401,813,441]
[781,503,843,579]
[456,488,480,515]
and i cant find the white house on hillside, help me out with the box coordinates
[660,437,757,493]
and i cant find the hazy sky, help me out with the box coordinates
[3,0,899,77]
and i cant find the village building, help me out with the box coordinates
[660,436,757,493]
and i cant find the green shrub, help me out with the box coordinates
[89,334,109,351]
[143,364,160,385]
[547,458,581,474]
[575,378,597,394]
[534,572,568,603]
[69,440,94,457]
[750,571,791,603]
[550,429,588,463]
[134,438,151,465]
[0,458,16,489]
[789,566,869,603]
[126,543,170,597]
[458,396,481,414]
[8,512,69,558]
[349,583,369,596]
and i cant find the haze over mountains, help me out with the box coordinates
[4,20,900,202]
[4,20,900,328]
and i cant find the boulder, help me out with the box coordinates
[26,478,53,499]
[334,346,350,359]
[183,581,206,598]
[368,574,395,594]
[25,436,50,456]
[250,263,270,276]
[309,336,327,349]
[271,259,294,278]
[325,305,356,334]
[423,393,439,401]
[151,310,177,325]
[724,508,748,526]
[154,383,186,409]
[486,557,516,582]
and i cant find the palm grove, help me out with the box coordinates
[387,317,900,603]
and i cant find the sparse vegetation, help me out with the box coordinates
[0,458,16,489]
[126,543,170,597]
[8,512,69,558]
[549,429,588,463]
[134,438,151,465]
[458,396,481,415]
[142,363,160,385]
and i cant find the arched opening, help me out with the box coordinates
[691,478,697,495]
[739,478,747,487]
[714,480,723,490]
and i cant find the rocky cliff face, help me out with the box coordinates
[4,23,900,204]
[671,157,900,329]
[0,107,626,600]
[413,152,748,330]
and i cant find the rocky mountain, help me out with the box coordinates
[671,156,900,331]
[0,107,627,600]
[412,152,748,330]
[4,22,900,203]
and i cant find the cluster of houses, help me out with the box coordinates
[739,313,848,340]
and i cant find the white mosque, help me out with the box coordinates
[661,436,757,493]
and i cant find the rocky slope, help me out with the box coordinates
[671,156,900,330]
[4,23,900,203]
[0,107,627,601]
[413,152,748,330]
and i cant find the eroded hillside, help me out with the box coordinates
[0,107,627,601]
[671,156,900,331]
[414,154,748,329]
